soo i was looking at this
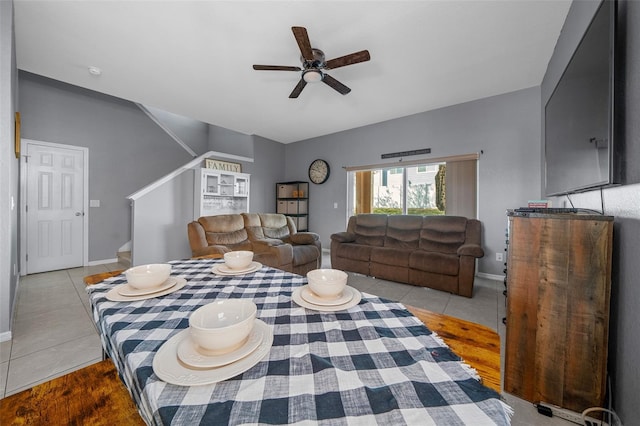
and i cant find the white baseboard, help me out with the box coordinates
[477,272,505,281]
[0,331,12,342]
[87,258,118,266]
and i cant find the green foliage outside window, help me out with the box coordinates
[407,182,430,209]
[372,207,444,215]
[435,164,446,212]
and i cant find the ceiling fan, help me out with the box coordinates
[253,26,371,99]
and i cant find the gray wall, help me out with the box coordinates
[17,72,285,264]
[145,105,209,155]
[284,87,542,277]
[131,170,195,266]
[0,0,20,338]
[242,135,286,214]
[209,125,254,159]
[542,1,640,422]
[19,71,195,261]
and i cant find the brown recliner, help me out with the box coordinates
[187,214,294,270]
[242,213,321,275]
[331,214,484,297]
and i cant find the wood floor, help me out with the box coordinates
[406,305,501,392]
[0,306,501,424]
[0,359,144,426]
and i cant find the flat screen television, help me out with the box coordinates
[544,0,619,197]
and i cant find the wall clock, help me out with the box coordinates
[308,159,330,184]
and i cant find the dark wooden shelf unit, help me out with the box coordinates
[276,181,309,231]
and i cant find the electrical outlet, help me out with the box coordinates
[496,253,503,262]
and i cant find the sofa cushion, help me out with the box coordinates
[198,215,248,246]
[242,213,266,240]
[333,242,372,262]
[371,247,412,267]
[409,251,459,276]
[384,215,422,249]
[419,216,468,254]
[352,214,387,247]
[259,213,291,240]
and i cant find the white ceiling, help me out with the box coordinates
[14,0,571,144]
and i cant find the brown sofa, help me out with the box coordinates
[330,214,484,297]
[187,213,321,275]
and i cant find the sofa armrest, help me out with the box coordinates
[457,244,484,258]
[187,221,207,252]
[252,239,285,250]
[288,232,319,245]
[330,232,356,243]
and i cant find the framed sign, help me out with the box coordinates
[205,158,242,173]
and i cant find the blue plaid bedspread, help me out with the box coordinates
[87,258,512,425]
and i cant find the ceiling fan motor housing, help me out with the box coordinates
[301,48,326,69]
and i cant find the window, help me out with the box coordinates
[348,154,477,218]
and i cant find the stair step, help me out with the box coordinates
[117,251,131,268]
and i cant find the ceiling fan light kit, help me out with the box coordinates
[302,69,323,83]
[253,26,370,98]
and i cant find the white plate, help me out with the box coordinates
[217,261,257,274]
[212,262,262,276]
[292,286,362,312]
[153,319,273,386]
[117,277,177,296]
[106,278,187,302]
[300,285,353,306]
[177,320,266,368]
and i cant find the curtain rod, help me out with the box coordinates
[343,152,479,172]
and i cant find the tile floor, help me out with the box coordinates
[0,255,573,425]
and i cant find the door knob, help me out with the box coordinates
[75,212,84,216]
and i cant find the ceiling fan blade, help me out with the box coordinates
[322,74,351,95]
[289,79,307,98]
[325,50,371,70]
[292,26,314,61]
[253,65,301,71]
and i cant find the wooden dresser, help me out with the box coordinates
[504,211,613,413]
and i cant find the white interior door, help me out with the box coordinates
[24,141,87,274]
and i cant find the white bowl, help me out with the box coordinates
[189,299,257,355]
[306,269,348,300]
[125,264,171,289]
[224,251,254,270]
